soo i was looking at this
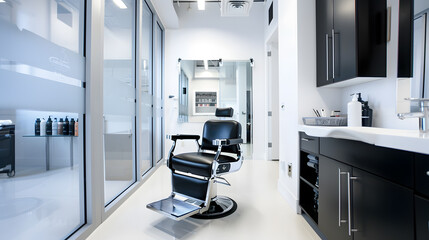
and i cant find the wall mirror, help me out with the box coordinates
[177,59,253,143]
[411,6,429,101]
[397,0,429,113]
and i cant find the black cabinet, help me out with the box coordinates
[319,156,414,240]
[299,133,320,224]
[352,168,414,240]
[318,156,352,240]
[415,195,429,240]
[415,153,429,198]
[316,0,387,87]
[397,0,414,78]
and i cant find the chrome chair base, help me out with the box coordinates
[191,196,237,219]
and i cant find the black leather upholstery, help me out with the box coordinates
[215,107,234,117]
[171,152,238,177]
[201,120,241,154]
[172,172,208,201]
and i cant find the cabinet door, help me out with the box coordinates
[333,0,357,82]
[416,195,429,240]
[316,0,334,87]
[352,168,414,240]
[319,156,352,240]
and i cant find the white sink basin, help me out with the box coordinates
[298,125,429,155]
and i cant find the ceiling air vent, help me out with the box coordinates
[221,0,253,17]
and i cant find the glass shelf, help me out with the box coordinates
[23,135,78,138]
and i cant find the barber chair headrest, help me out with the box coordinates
[215,108,234,117]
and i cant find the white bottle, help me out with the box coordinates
[52,118,58,135]
[40,118,47,136]
[347,94,362,127]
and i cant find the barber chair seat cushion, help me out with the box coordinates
[171,152,237,177]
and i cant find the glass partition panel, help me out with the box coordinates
[0,0,85,239]
[139,0,153,175]
[154,22,163,162]
[103,0,136,206]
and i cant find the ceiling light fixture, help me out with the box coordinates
[113,0,127,9]
[197,0,205,10]
[0,0,5,3]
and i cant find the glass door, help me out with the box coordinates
[103,0,136,206]
[154,21,164,163]
[138,0,153,175]
[0,0,86,238]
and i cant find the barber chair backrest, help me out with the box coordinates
[201,120,241,154]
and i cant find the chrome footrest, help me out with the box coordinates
[146,195,204,221]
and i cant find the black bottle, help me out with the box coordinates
[46,116,53,135]
[63,116,69,135]
[69,118,75,136]
[35,118,41,136]
[357,93,373,127]
[362,101,373,127]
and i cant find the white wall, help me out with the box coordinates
[165,3,266,159]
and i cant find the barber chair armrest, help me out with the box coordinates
[167,134,200,141]
[212,138,243,146]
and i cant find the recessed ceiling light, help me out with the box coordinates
[197,0,205,10]
[113,0,127,9]
[0,0,6,3]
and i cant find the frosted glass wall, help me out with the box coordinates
[103,0,137,206]
[0,0,85,239]
[139,1,153,175]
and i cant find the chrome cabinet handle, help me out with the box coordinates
[339,169,347,226]
[347,172,358,236]
[332,29,335,79]
[301,138,313,142]
[326,34,329,81]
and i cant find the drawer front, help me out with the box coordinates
[416,195,429,240]
[320,137,414,188]
[416,154,429,198]
[299,132,319,154]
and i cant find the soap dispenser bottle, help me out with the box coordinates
[347,94,362,127]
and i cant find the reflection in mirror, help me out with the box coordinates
[178,59,253,143]
[410,7,429,111]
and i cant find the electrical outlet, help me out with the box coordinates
[288,163,292,177]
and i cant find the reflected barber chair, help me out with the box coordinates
[147,107,243,220]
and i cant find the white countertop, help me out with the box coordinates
[298,125,429,155]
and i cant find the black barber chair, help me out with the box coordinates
[147,108,243,220]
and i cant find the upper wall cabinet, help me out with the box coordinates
[316,0,387,87]
[397,0,414,78]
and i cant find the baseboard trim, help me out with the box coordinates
[277,179,300,214]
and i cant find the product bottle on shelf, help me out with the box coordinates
[69,118,75,136]
[52,118,58,135]
[40,118,46,136]
[74,119,79,136]
[347,94,362,127]
[58,118,64,135]
[63,116,69,135]
[46,116,52,136]
[35,118,41,136]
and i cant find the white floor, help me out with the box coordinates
[87,160,321,240]
[0,167,84,240]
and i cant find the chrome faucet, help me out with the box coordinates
[397,98,429,133]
